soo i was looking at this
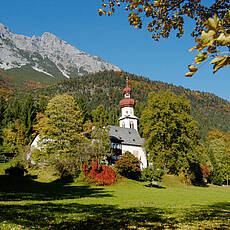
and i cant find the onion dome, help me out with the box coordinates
[123,86,131,93]
[120,98,135,107]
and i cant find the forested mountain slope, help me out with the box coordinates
[28,71,230,139]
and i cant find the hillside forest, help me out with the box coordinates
[0,70,230,185]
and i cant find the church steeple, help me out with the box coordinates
[119,77,139,130]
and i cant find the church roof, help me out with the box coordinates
[109,125,145,146]
[120,98,135,107]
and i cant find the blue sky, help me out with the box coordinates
[1,0,230,101]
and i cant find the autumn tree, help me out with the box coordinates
[187,11,230,76]
[140,90,202,182]
[206,130,230,185]
[99,1,230,74]
[36,94,88,172]
[99,0,230,40]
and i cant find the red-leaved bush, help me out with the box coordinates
[83,159,118,186]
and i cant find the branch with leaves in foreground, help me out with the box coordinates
[186,10,230,77]
[99,0,230,41]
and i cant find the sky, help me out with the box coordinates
[1,0,230,101]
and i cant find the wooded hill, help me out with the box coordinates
[12,70,229,140]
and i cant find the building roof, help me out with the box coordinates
[123,86,131,93]
[109,125,145,146]
[120,98,135,107]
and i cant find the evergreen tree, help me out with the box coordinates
[0,96,6,145]
[91,104,109,128]
[19,95,37,144]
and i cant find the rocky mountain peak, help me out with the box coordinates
[0,23,121,78]
[0,23,11,37]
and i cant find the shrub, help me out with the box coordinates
[54,158,79,183]
[5,163,28,177]
[114,152,141,180]
[83,159,117,186]
[141,167,165,184]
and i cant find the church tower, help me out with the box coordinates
[119,77,139,131]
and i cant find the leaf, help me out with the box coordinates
[185,65,198,77]
[185,72,195,77]
[194,52,208,64]
[210,55,230,73]
[196,30,216,50]
[205,14,220,31]
[188,65,198,72]
[217,33,230,46]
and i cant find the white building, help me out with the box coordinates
[109,79,147,169]
[30,78,148,169]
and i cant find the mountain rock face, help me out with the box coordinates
[0,23,121,78]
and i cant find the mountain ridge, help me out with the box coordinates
[0,23,121,79]
[25,70,230,139]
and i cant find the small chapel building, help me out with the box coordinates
[109,79,147,170]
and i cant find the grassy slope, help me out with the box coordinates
[0,167,229,229]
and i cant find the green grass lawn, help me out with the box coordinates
[0,167,229,229]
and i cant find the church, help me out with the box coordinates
[109,79,147,170]
[30,78,148,169]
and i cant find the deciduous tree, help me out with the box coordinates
[99,1,230,74]
[140,90,202,181]
[99,0,230,40]
[187,10,230,76]
[37,94,88,167]
[206,130,230,185]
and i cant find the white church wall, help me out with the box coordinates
[122,144,147,170]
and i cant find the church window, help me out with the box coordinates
[130,121,134,129]
[122,122,125,128]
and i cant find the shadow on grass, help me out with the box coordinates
[0,202,229,229]
[0,175,112,201]
[145,183,166,189]
[0,202,176,229]
[182,202,230,229]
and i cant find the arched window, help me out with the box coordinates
[130,121,134,129]
[122,122,125,128]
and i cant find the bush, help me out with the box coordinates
[5,163,28,177]
[114,152,141,180]
[83,159,117,186]
[54,158,79,183]
[141,167,165,184]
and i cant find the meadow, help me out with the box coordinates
[0,165,229,230]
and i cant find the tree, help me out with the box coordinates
[206,130,230,185]
[91,104,109,128]
[140,90,201,181]
[99,1,230,73]
[0,96,6,145]
[91,105,111,160]
[186,11,230,76]
[19,95,37,144]
[99,0,230,40]
[37,94,88,168]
